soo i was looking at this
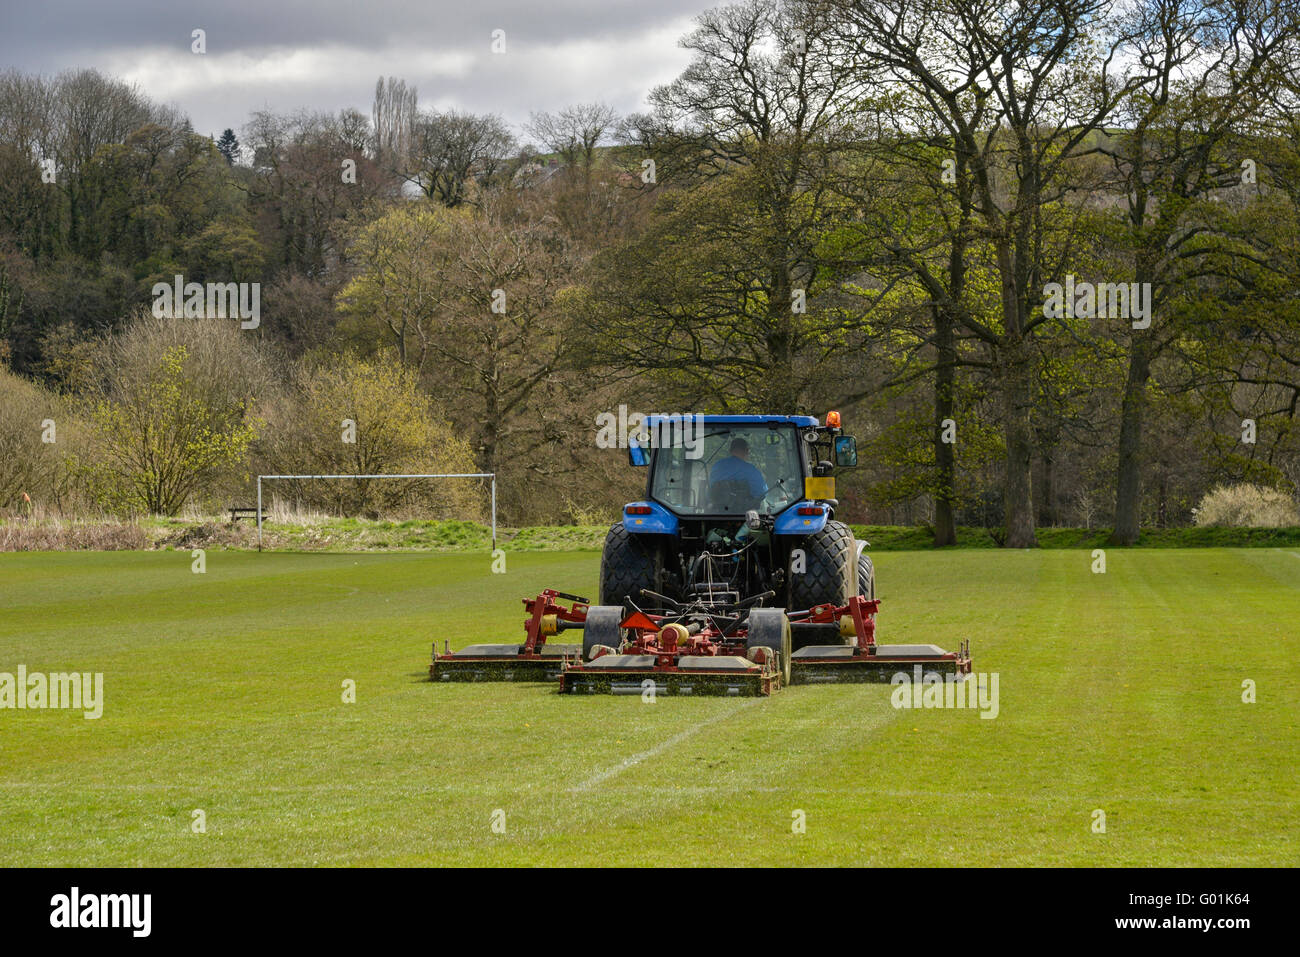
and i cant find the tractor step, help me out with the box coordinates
[789,641,971,684]
[559,654,779,696]
[430,643,582,682]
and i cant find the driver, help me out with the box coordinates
[709,437,767,500]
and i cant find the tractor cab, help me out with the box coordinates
[626,413,858,531]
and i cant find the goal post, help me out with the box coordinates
[256,473,496,552]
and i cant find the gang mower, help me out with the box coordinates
[431,413,971,694]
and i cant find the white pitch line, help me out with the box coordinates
[571,698,762,792]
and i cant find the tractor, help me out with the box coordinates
[430,412,970,694]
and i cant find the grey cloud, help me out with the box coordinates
[0,0,711,138]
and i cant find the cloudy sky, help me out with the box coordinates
[0,0,712,139]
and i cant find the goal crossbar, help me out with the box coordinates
[256,473,496,552]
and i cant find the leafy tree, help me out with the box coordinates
[595,0,873,410]
[258,356,479,516]
[85,345,259,514]
[1098,0,1299,544]
[337,200,578,484]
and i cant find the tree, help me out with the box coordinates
[836,0,1144,546]
[526,103,617,181]
[258,356,479,516]
[406,109,515,206]
[50,69,161,257]
[1099,0,1299,544]
[86,345,258,514]
[592,0,872,410]
[215,128,239,165]
[0,366,67,510]
[337,199,579,491]
[336,203,453,371]
[81,314,271,515]
[243,109,390,274]
[371,76,417,169]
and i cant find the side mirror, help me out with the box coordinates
[834,435,858,468]
[628,438,649,467]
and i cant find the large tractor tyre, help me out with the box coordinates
[789,520,857,612]
[582,606,626,661]
[746,608,792,686]
[598,522,660,608]
[857,550,875,600]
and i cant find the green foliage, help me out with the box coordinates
[84,345,259,515]
[260,354,480,517]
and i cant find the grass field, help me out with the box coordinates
[1,547,1297,866]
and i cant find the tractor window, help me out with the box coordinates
[650,426,803,515]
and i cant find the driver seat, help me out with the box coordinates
[708,479,753,513]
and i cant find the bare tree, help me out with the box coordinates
[407,109,515,206]
[835,0,1144,546]
[371,76,417,168]
[525,102,618,181]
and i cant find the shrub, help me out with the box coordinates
[1193,484,1300,528]
[0,367,80,513]
[80,313,272,515]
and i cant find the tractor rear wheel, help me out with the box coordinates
[789,520,857,611]
[599,522,659,607]
[746,608,792,685]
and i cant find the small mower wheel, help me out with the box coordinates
[746,608,792,685]
[857,549,875,600]
[582,606,625,662]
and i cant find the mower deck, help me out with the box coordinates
[430,643,581,682]
[790,641,971,684]
[558,654,779,696]
[428,589,590,682]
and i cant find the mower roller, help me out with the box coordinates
[787,597,971,684]
[429,584,969,695]
[558,597,791,696]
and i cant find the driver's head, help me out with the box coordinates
[729,437,750,460]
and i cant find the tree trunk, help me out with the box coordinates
[1001,339,1037,547]
[764,263,798,409]
[933,308,957,546]
[1109,337,1150,545]
[1037,446,1055,527]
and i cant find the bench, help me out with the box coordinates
[228,507,265,523]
